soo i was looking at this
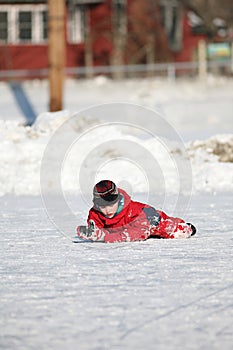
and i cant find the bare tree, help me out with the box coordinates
[126,0,171,65]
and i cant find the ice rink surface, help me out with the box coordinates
[0,76,233,349]
[1,193,232,350]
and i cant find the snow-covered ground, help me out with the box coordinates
[1,76,233,141]
[0,76,233,349]
[1,194,232,350]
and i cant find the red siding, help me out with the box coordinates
[90,1,112,65]
[0,4,211,78]
[0,45,48,70]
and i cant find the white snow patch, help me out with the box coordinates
[0,111,233,196]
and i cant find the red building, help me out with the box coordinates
[0,0,214,78]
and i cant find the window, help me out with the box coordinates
[19,11,32,41]
[42,11,48,40]
[188,11,206,35]
[0,4,48,44]
[0,11,8,42]
[159,0,182,51]
[67,6,83,43]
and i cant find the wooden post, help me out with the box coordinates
[231,42,233,74]
[111,0,127,79]
[198,39,207,80]
[48,0,65,111]
[84,5,94,79]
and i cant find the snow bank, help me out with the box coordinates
[188,135,233,163]
[0,111,233,196]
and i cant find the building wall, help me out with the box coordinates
[0,1,209,78]
[173,10,206,62]
[0,2,110,75]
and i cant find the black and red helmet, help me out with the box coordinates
[93,180,119,206]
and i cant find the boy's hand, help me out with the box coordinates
[77,226,90,240]
[77,220,105,242]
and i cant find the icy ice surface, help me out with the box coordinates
[1,76,233,349]
[0,194,232,350]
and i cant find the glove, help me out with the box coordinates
[142,207,160,227]
[77,220,105,242]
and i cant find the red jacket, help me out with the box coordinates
[87,189,192,243]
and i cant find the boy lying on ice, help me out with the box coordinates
[77,180,196,243]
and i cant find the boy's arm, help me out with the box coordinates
[88,207,150,242]
[77,219,150,243]
[104,222,150,243]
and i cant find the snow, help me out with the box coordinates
[0,75,233,349]
[1,194,232,349]
[0,102,233,197]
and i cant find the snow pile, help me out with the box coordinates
[0,120,43,196]
[32,110,99,136]
[188,134,233,163]
[1,111,233,196]
[186,134,233,193]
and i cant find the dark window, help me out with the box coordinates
[159,2,182,51]
[19,11,32,41]
[42,10,48,40]
[159,5,165,27]
[0,12,8,41]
